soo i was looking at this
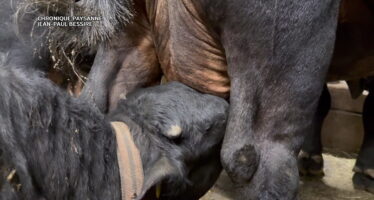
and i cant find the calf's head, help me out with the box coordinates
[110,82,229,199]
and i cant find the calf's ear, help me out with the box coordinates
[137,157,180,200]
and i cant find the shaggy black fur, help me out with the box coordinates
[1,0,96,81]
[19,0,134,48]
[0,54,228,200]
[0,0,49,71]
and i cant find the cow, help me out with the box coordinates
[299,79,374,194]
[298,0,374,194]
[21,0,342,199]
[0,52,229,199]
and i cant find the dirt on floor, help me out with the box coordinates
[202,154,374,200]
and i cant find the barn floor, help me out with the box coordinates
[201,153,374,200]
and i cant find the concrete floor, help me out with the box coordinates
[202,154,374,200]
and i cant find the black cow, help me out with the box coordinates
[21,0,343,199]
[299,80,374,194]
[0,52,228,199]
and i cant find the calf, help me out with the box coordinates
[0,53,228,200]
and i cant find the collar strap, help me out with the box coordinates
[111,121,144,200]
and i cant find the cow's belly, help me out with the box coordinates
[144,0,374,96]
[163,45,230,98]
[146,0,230,98]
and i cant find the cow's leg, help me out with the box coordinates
[206,0,341,199]
[79,6,161,113]
[108,35,161,112]
[79,45,121,112]
[353,79,374,193]
[298,85,331,176]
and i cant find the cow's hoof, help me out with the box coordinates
[298,150,324,177]
[353,172,374,194]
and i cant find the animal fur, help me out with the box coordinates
[0,53,228,200]
[18,0,134,48]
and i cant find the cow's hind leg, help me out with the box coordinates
[298,85,331,177]
[79,3,161,113]
[209,0,341,199]
[353,79,374,194]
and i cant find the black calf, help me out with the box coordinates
[0,54,228,200]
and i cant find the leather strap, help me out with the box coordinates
[111,121,144,200]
